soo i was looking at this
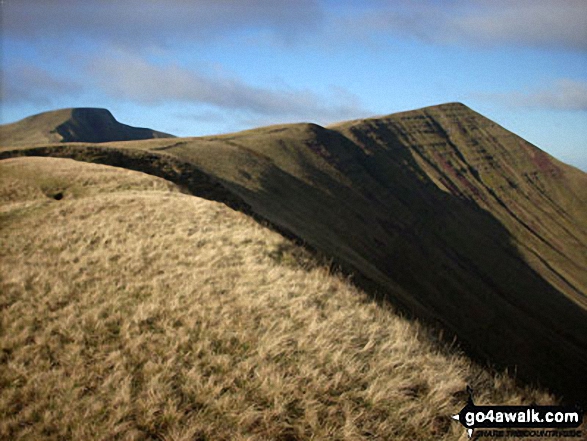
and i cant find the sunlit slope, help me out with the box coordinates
[0,108,174,146]
[1,157,555,440]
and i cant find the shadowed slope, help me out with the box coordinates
[333,103,587,306]
[1,103,585,402]
[0,108,174,146]
[152,106,587,402]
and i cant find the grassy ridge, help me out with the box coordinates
[1,103,586,401]
[131,105,587,401]
[0,157,554,440]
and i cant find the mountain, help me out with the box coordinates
[0,107,174,146]
[0,156,555,440]
[1,102,585,403]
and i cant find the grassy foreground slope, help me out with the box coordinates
[0,157,553,440]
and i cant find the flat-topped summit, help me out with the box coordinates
[0,107,174,146]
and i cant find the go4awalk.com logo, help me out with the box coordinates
[451,387,583,438]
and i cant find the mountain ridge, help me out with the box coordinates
[1,102,585,402]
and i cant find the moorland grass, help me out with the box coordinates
[0,157,556,440]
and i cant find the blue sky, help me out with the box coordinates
[1,0,586,169]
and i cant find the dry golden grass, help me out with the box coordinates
[1,157,557,440]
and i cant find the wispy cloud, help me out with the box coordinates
[10,1,584,53]
[86,51,368,123]
[448,0,587,51]
[348,0,587,52]
[0,62,83,105]
[3,0,323,47]
[474,79,587,111]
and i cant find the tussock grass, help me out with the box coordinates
[1,157,555,440]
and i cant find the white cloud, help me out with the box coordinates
[348,0,587,52]
[86,51,369,123]
[10,1,584,53]
[0,63,83,105]
[474,79,587,111]
[448,0,587,51]
[3,0,323,47]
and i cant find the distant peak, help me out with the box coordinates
[68,108,119,126]
[436,101,468,108]
[70,107,115,118]
[401,102,473,115]
[1,107,174,146]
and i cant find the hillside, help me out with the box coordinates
[0,108,174,146]
[1,102,586,404]
[0,156,557,440]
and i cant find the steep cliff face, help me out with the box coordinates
[334,103,587,306]
[0,108,174,146]
[1,103,585,401]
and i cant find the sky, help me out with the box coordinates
[1,0,586,170]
